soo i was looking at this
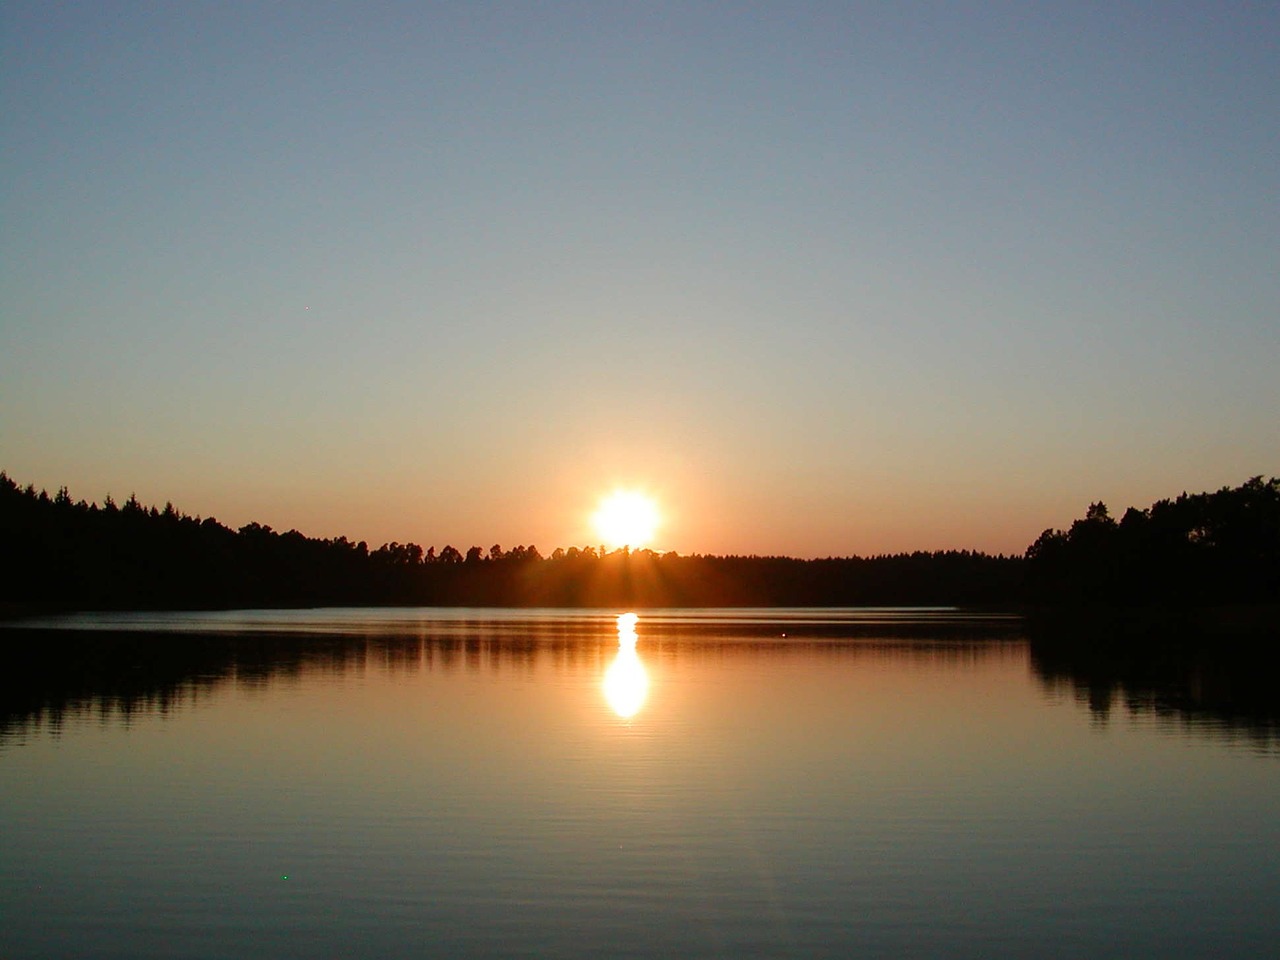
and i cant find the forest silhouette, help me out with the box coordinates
[4,473,1278,745]
[1,471,1276,614]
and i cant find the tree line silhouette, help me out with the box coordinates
[1024,476,1279,608]
[2,471,1276,613]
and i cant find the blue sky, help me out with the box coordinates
[3,1,1276,556]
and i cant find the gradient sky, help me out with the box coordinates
[3,2,1277,558]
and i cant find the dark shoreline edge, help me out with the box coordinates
[6,600,1278,639]
[1024,602,1280,644]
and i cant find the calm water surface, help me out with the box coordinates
[2,608,1277,959]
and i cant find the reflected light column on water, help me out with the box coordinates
[604,613,649,719]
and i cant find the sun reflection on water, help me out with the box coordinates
[603,613,648,718]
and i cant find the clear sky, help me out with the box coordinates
[3,2,1276,558]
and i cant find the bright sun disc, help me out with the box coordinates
[592,491,659,549]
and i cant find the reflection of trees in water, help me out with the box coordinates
[2,631,361,743]
[8,622,1276,751]
[3,623,1021,743]
[1030,630,1280,750]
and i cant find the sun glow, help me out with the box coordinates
[592,490,660,549]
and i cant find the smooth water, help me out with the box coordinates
[2,608,1277,958]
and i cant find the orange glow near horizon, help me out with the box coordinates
[591,490,660,550]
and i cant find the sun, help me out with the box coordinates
[592,490,660,550]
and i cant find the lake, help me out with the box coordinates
[2,607,1277,958]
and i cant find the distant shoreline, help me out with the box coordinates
[4,473,1276,624]
[6,600,1278,639]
